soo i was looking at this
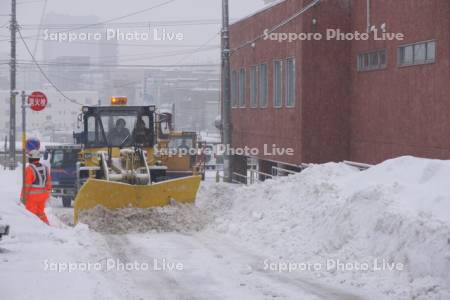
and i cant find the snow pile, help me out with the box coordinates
[78,203,208,234]
[0,171,120,300]
[77,181,235,234]
[203,156,450,299]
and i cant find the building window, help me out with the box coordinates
[285,58,295,107]
[250,65,258,108]
[398,40,436,66]
[357,49,386,71]
[238,68,246,107]
[259,63,268,107]
[273,60,283,107]
[231,70,238,108]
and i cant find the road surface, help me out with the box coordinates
[49,198,365,300]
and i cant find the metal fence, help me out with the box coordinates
[231,161,373,185]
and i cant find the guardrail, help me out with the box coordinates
[271,166,298,176]
[232,172,248,184]
[233,169,275,185]
[229,160,372,185]
[343,160,372,170]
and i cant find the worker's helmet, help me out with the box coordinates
[27,149,41,159]
[26,138,41,152]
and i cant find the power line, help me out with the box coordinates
[17,37,220,48]
[89,47,218,63]
[17,0,46,4]
[19,19,226,29]
[32,0,47,56]
[231,0,320,52]
[11,61,220,69]
[4,46,218,64]
[176,31,220,64]
[18,28,83,106]
[0,62,220,69]
[0,0,178,42]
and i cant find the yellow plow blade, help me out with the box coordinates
[73,176,201,224]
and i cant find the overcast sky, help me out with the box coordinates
[0,0,270,65]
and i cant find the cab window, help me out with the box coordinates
[168,137,194,149]
[51,150,78,168]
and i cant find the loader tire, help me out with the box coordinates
[62,197,72,208]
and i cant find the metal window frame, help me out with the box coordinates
[397,40,436,67]
[426,41,436,61]
[259,63,268,108]
[357,49,387,72]
[238,68,246,108]
[285,57,296,108]
[231,70,238,108]
[250,65,258,108]
[273,59,283,108]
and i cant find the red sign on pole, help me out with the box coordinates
[28,91,48,111]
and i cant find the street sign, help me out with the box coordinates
[28,91,47,111]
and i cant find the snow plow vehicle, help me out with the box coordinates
[158,131,205,180]
[72,99,202,224]
[156,111,205,180]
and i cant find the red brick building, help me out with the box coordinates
[227,0,450,177]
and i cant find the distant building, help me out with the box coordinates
[47,56,91,91]
[0,50,9,90]
[42,13,101,63]
[107,68,146,106]
[227,0,450,179]
[41,13,119,96]
[144,68,220,133]
[0,88,98,143]
[0,91,9,139]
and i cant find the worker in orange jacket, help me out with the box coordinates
[22,150,51,224]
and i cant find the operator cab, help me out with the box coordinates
[76,105,156,149]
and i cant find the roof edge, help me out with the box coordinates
[230,0,287,27]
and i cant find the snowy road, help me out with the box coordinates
[92,231,364,300]
[47,196,362,300]
[49,199,363,300]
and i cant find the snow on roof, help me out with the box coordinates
[230,0,287,26]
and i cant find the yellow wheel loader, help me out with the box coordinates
[72,100,201,224]
[155,112,205,180]
[157,131,206,180]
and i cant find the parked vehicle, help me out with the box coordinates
[44,144,81,207]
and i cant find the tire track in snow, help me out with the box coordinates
[103,232,333,300]
[102,234,220,300]
[191,232,366,300]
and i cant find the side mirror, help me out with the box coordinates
[43,151,49,160]
[77,113,83,129]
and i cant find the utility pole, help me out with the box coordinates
[221,0,232,182]
[21,91,27,203]
[9,0,17,170]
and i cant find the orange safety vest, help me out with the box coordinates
[23,163,52,203]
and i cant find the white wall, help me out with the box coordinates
[0,89,98,142]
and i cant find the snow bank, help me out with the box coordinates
[78,203,209,234]
[3,155,449,299]
[76,181,235,234]
[0,170,120,300]
[201,156,450,299]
